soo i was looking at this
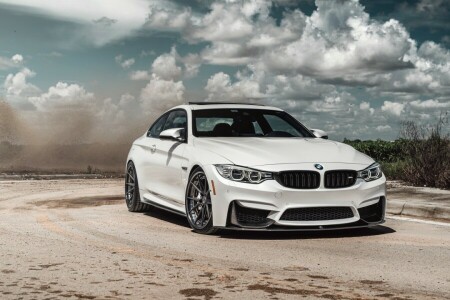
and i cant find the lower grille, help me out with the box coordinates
[324,170,357,188]
[275,171,320,189]
[280,207,354,221]
[358,198,385,223]
[230,202,272,227]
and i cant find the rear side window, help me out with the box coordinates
[147,114,168,138]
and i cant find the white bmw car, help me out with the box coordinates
[126,103,386,234]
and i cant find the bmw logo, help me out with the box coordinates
[314,164,324,170]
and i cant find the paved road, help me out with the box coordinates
[0,179,449,299]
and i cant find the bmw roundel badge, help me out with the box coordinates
[314,164,324,170]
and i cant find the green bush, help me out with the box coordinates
[343,139,405,163]
[343,115,449,189]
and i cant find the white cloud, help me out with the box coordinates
[0,0,150,46]
[359,101,375,115]
[205,72,264,102]
[0,54,24,70]
[3,68,40,108]
[129,70,150,81]
[29,82,95,111]
[151,51,182,81]
[140,74,185,115]
[145,3,192,31]
[115,55,135,69]
[410,99,450,109]
[181,53,202,78]
[376,125,391,132]
[121,58,135,69]
[11,54,24,64]
[381,101,405,116]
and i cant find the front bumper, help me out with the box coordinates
[203,164,386,229]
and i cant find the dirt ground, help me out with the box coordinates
[0,179,449,299]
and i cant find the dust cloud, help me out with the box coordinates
[0,100,150,173]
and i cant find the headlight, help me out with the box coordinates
[214,165,273,184]
[357,162,382,182]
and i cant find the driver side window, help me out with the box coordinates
[147,113,169,138]
[163,110,187,131]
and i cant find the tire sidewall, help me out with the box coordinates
[185,168,216,234]
[126,162,139,210]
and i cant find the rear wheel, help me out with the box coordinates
[185,168,218,235]
[125,162,151,212]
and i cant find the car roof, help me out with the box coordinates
[171,103,283,111]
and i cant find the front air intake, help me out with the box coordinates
[275,171,320,189]
[324,170,357,188]
[280,206,354,221]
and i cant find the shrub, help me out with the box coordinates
[399,115,449,189]
[343,139,404,163]
[343,114,450,189]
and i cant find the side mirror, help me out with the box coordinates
[311,128,328,139]
[159,128,186,142]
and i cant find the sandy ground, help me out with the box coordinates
[0,179,449,300]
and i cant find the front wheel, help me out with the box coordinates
[185,168,218,235]
[125,162,151,212]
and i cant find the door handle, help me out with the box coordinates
[150,144,156,152]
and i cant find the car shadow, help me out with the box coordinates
[217,225,396,240]
[142,207,396,239]
[143,207,190,228]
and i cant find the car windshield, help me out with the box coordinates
[192,109,314,138]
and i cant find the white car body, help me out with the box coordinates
[127,103,386,231]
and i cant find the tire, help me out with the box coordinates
[185,167,218,235]
[125,161,151,212]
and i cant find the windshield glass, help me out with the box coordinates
[192,109,313,138]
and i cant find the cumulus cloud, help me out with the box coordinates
[359,102,375,115]
[151,50,182,80]
[381,101,405,116]
[0,54,24,69]
[4,0,449,141]
[131,47,197,82]
[140,74,185,116]
[129,70,150,81]
[205,72,264,102]
[11,54,24,64]
[115,55,135,69]
[3,68,40,108]
[145,2,192,31]
[29,82,95,111]
[410,99,450,109]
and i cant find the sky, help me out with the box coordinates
[0,0,449,141]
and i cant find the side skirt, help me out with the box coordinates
[142,197,187,217]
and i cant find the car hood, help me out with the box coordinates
[193,137,373,167]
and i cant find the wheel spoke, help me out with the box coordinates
[127,172,134,181]
[197,176,205,192]
[205,204,210,220]
[202,180,208,193]
[189,203,201,214]
[200,206,207,224]
[194,210,199,224]
[196,206,204,224]
[190,182,203,195]
[126,182,135,186]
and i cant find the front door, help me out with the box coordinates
[145,109,188,206]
